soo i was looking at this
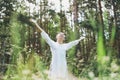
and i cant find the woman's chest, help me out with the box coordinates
[55,44,66,51]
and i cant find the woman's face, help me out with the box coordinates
[56,33,65,43]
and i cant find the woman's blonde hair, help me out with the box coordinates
[56,32,65,40]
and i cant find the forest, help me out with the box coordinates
[0,0,120,80]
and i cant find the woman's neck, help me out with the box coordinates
[57,40,63,44]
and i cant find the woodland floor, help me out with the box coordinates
[32,70,79,80]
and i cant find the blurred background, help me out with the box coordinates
[0,0,120,80]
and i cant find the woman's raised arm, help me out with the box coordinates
[29,19,55,48]
[65,36,85,50]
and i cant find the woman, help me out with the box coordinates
[30,19,85,80]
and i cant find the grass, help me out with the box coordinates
[4,52,48,80]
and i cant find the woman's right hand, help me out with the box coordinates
[29,19,37,24]
[29,19,43,32]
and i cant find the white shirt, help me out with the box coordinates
[41,31,81,79]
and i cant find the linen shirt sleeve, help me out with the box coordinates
[41,31,55,48]
[65,39,80,50]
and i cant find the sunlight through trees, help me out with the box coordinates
[0,0,120,80]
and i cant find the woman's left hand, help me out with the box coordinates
[79,36,85,41]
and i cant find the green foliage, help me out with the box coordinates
[0,0,120,80]
[17,13,34,27]
[10,12,24,64]
[4,12,48,80]
[5,52,47,80]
